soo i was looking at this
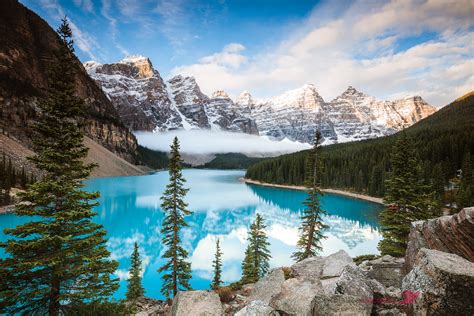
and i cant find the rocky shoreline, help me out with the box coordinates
[241,177,384,204]
[0,205,14,215]
[131,207,474,315]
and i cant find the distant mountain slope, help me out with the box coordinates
[0,0,139,166]
[0,134,143,178]
[196,153,264,169]
[245,92,474,197]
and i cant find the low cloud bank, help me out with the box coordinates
[135,130,311,156]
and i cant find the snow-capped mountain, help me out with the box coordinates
[84,56,257,134]
[238,85,436,144]
[85,55,436,144]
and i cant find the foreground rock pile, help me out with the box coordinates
[132,208,474,315]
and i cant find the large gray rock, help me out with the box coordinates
[321,250,355,278]
[235,300,278,316]
[359,255,404,288]
[312,294,372,316]
[291,250,354,282]
[291,256,325,281]
[402,248,474,315]
[249,268,285,304]
[334,266,377,300]
[270,278,323,316]
[404,207,474,273]
[171,290,223,316]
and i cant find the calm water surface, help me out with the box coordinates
[0,169,383,300]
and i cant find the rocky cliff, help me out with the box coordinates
[0,0,138,164]
[85,56,435,145]
[85,57,259,135]
[404,207,474,273]
[242,85,436,144]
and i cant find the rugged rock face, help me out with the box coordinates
[404,207,474,272]
[0,0,138,163]
[359,255,405,288]
[240,85,436,144]
[168,75,210,129]
[84,58,182,132]
[246,84,335,144]
[207,90,259,134]
[85,58,258,135]
[402,248,474,315]
[171,290,223,316]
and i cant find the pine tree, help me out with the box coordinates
[457,152,474,209]
[241,213,271,284]
[378,134,438,257]
[158,137,193,299]
[0,18,118,315]
[126,242,145,300]
[211,238,223,290]
[292,130,328,262]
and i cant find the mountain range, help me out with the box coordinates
[85,55,436,144]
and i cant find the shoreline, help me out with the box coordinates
[241,177,384,205]
[0,205,15,215]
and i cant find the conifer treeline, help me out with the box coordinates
[246,94,474,200]
[0,154,36,206]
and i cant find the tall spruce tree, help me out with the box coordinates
[292,130,328,262]
[378,134,438,256]
[158,137,193,298]
[211,238,223,290]
[241,213,271,284]
[126,242,145,300]
[0,18,118,315]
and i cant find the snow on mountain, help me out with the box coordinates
[237,85,436,144]
[84,57,257,134]
[85,56,436,145]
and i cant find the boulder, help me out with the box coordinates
[235,300,278,316]
[402,248,474,315]
[312,294,372,316]
[171,290,223,316]
[248,268,285,304]
[334,265,377,300]
[359,255,404,288]
[291,250,354,282]
[404,207,474,272]
[270,278,323,316]
[291,256,325,281]
[321,250,355,278]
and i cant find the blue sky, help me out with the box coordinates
[20,0,473,106]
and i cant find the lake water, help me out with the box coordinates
[0,169,383,300]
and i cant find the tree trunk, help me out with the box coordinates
[49,274,60,316]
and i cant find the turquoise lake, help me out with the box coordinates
[0,169,383,300]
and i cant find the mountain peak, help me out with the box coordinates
[343,85,361,94]
[119,55,150,64]
[169,75,198,86]
[212,90,230,99]
[118,55,154,78]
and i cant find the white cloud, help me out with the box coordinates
[200,43,247,68]
[38,0,99,60]
[172,0,474,107]
[73,0,93,12]
[100,0,130,56]
[134,130,311,155]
